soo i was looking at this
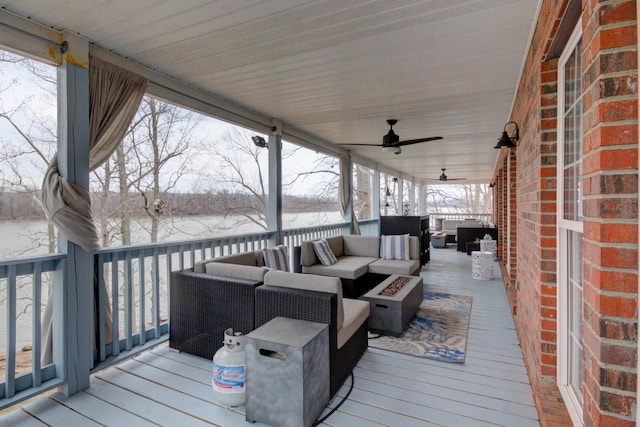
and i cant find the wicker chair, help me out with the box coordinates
[254,272,369,399]
[169,269,262,359]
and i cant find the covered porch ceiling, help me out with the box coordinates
[0,0,539,185]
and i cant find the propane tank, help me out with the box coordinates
[212,328,246,407]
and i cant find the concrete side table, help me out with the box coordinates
[480,239,497,260]
[471,251,494,280]
[245,317,329,427]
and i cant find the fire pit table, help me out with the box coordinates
[361,275,423,336]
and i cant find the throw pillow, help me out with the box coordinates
[262,245,290,272]
[311,238,338,266]
[380,234,410,260]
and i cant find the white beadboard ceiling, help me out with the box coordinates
[0,0,539,184]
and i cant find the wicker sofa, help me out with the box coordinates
[255,270,370,398]
[169,250,269,359]
[170,250,371,398]
[294,234,420,298]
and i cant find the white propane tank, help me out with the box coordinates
[212,328,246,407]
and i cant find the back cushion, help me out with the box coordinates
[343,235,380,257]
[205,262,268,282]
[264,271,344,329]
[380,234,411,260]
[326,236,344,257]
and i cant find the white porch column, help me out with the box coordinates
[55,32,92,395]
[372,169,381,226]
[267,120,283,246]
[409,178,416,214]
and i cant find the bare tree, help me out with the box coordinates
[91,96,202,245]
[0,52,57,254]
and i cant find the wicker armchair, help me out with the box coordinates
[255,277,369,399]
[169,269,262,359]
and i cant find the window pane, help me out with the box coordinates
[568,230,584,402]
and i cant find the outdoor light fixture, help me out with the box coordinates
[252,135,268,148]
[489,182,494,188]
[494,121,519,149]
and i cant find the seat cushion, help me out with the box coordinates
[368,258,420,276]
[302,256,377,280]
[264,271,344,329]
[338,298,370,349]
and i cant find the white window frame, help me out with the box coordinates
[556,22,584,427]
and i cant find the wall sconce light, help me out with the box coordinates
[252,135,268,148]
[494,121,519,149]
[488,182,494,188]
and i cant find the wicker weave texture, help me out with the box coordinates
[169,269,260,359]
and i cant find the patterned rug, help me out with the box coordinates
[368,292,473,363]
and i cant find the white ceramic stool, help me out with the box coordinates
[480,239,497,260]
[472,251,494,280]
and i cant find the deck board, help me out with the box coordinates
[0,246,540,427]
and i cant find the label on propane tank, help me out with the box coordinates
[212,363,245,392]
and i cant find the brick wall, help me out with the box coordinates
[580,0,638,425]
[495,0,638,426]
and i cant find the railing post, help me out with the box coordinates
[55,32,92,395]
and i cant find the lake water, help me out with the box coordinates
[0,211,343,356]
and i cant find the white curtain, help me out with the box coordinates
[339,153,360,235]
[41,57,148,363]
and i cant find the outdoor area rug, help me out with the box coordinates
[368,292,473,363]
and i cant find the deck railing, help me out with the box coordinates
[0,254,66,408]
[1,219,379,410]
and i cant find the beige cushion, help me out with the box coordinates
[264,271,344,329]
[338,298,369,349]
[302,256,377,280]
[343,235,380,257]
[300,240,318,267]
[301,236,345,266]
[195,251,264,273]
[205,262,268,282]
[368,258,420,276]
[326,236,344,257]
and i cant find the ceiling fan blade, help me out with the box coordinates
[393,136,443,147]
[337,143,382,147]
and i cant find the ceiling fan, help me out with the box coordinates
[340,119,443,155]
[428,168,466,182]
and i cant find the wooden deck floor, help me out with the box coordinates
[1,246,540,427]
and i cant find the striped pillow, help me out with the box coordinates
[380,234,410,260]
[262,245,289,272]
[311,238,338,266]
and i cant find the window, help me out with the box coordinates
[557,23,584,426]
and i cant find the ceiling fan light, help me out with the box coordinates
[382,146,401,154]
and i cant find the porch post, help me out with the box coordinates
[398,178,404,214]
[409,178,416,214]
[418,180,425,213]
[372,169,381,231]
[267,120,283,246]
[55,32,92,395]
